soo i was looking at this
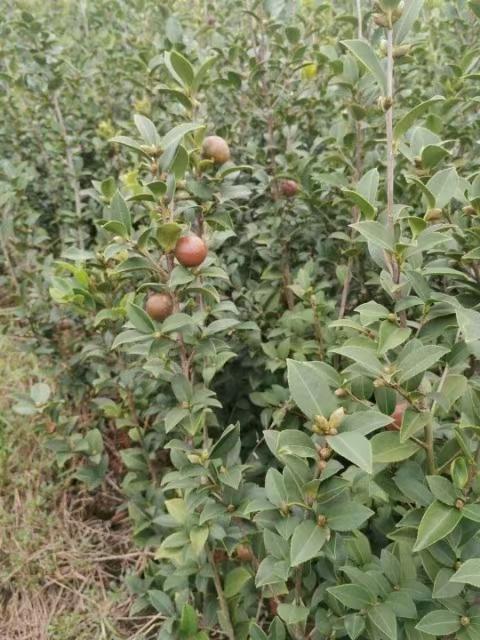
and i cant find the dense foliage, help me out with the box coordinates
[3,0,480,638]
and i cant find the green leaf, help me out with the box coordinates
[461,503,480,523]
[405,175,436,209]
[210,424,240,461]
[169,50,194,88]
[115,256,153,272]
[265,474,289,513]
[400,411,430,443]
[328,584,374,610]
[426,475,458,506]
[286,359,337,419]
[134,114,161,146]
[277,430,317,459]
[426,168,460,209]
[224,567,252,598]
[193,55,217,91]
[415,610,461,636]
[330,346,383,377]
[110,190,132,232]
[180,603,198,635]
[322,501,374,531]
[394,96,445,141]
[341,410,393,436]
[111,330,152,350]
[368,604,398,640]
[345,613,365,640]
[165,498,187,524]
[357,168,380,205]
[341,40,387,93]
[204,318,240,336]
[127,303,155,334]
[343,189,376,219]
[290,520,328,566]
[450,559,480,588]
[432,568,464,599]
[394,0,425,44]
[249,624,268,640]
[190,525,209,556]
[351,221,394,251]
[160,122,205,151]
[161,313,193,333]
[277,603,309,625]
[378,322,411,355]
[157,222,182,251]
[148,590,175,616]
[413,501,463,551]
[456,307,480,344]
[326,432,373,474]
[397,345,449,383]
[371,432,420,463]
[110,135,150,156]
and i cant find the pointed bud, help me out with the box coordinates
[393,44,411,59]
[425,208,443,222]
[329,407,345,430]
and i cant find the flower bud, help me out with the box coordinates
[328,407,345,430]
[377,96,393,112]
[317,459,327,473]
[319,446,332,460]
[317,514,327,527]
[425,208,443,222]
[335,388,347,397]
[393,44,411,59]
[373,13,390,27]
[313,415,330,433]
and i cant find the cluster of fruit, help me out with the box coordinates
[145,135,300,322]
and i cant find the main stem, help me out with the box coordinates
[208,548,235,640]
[385,28,395,232]
[338,0,364,319]
[52,92,84,250]
[385,25,407,328]
[355,0,363,39]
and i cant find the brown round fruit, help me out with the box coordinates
[145,293,174,321]
[388,402,408,431]
[280,179,299,198]
[174,235,208,268]
[201,135,230,165]
[235,544,253,562]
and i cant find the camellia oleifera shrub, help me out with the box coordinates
[6,0,480,638]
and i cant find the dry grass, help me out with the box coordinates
[0,335,154,640]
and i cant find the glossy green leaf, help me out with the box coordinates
[326,432,373,473]
[413,501,463,551]
[341,40,387,92]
